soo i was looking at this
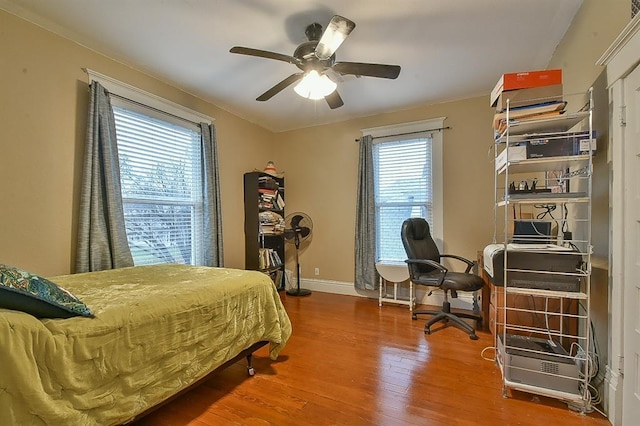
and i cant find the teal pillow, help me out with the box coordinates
[0,264,93,318]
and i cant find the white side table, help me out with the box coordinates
[376,261,415,311]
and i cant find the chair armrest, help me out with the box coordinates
[405,258,447,273]
[440,254,475,273]
[405,259,447,287]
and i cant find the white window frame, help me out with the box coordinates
[86,69,212,125]
[362,118,445,255]
[86,70,214,266]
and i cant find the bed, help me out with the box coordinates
[0,264,292,425]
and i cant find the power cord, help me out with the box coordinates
[535,204,557,220]
[544,298,556,347]
[481,346,496,362]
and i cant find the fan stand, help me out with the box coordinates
[286,233,312,297]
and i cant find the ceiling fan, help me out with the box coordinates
[230,15,401,109]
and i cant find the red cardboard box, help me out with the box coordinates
[491,69,563,106]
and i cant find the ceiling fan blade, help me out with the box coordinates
[324,68,344,84]
[315,15,356,60]
[256,73,304,101]
[325,90,344,109]
[333,62,401,79]
[230,46,301,66]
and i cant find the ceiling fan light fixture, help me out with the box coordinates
[294,70,336,100]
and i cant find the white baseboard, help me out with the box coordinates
[298,277,367,297]
[295,277,478,311]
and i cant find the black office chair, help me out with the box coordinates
[401,218,484,340]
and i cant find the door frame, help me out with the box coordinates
[597,13,640,425]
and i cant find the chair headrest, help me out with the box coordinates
[401,217,440,267]
[402,218,431,241]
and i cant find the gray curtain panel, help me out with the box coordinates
[201,123,224,267]
[76,82,133,273]
[354,135,378,290]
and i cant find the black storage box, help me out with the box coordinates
[526,131,595,159]
[527,138,575,158]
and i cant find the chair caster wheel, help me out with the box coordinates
[412,314,417,320]
[247,367,255,376]
[425,328,431,335]
[469,334,478,340]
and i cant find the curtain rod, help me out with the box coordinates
[354,126,451,142]
[107,91,203,127]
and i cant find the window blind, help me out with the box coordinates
[113,106,204,266]
[373,136,433,262]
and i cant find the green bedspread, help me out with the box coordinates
[0,264,292,425]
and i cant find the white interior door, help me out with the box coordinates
[623,62,640,424]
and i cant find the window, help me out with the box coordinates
[365,118,444,262]
[113,105,204,265]
[373,137,431,261]
[87,70,213,266]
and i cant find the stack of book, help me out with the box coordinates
[258,176,285,210]
[258,188,285,210]
[491,69,564,135]
[259,211,285,235]
[258,248,282,270]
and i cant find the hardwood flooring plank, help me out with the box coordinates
[136,292,609,425]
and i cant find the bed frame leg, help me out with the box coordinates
[246,353,256,376]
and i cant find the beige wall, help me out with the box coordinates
[548,0,630,260]
[272,2,629,402]
[277,97,496,283]
[0,10,275,276]
[548,0,631,96]
[0,0,630,284]
[274,0,630,285]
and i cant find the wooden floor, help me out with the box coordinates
[135,291,610,426]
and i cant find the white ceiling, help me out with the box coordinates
[1,0,583,132]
